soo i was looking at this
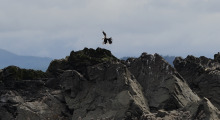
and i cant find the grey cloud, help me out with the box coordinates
[0,0,220,58]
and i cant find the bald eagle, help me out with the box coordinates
[102,31,112,44]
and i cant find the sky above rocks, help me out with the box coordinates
[0,0,220,59]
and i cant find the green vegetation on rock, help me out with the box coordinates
[47,47,118,76]
[68,47,118,66]
[1,66,47,81]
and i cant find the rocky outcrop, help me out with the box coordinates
[45,47,119,89]
[126,53,200,111]
[47,47,118,77]
[1,48,220,120]
[174,53,220,110]
[0,67,69,120]
[60,63,149,119]
[0,90,69,120]
[185,97,220,120]
[140,97,220,120]
[0,66,47,89]
[0,66,47,81]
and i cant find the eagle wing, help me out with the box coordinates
[102,31,107,38]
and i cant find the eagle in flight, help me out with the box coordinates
[102,31,112,44]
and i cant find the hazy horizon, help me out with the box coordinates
[1,0,220,59]
[0,47,216,60]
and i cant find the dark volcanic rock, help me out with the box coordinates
[127,53,200,111]
[174,53,220,110]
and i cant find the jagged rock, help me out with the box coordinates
[0,66,70,120]
[60,70,86,98]
[140,97,220,120]
[183,97,220,120]
[214,52,220,63]
[45,78,61,89]
[59,62,149,120]
[0,91,24,104]
[140,109,192,120]
[46,58,69,77]
[16,97,67,120]
[47,47,118,77]
[2,48,220,120]
[174,54,220,109]
[127,53,200,111]
[0,89,69,120]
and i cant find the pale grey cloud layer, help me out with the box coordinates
[0,0,220,58]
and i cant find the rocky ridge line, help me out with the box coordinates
[174,52,220,111]
[0,48,220,120]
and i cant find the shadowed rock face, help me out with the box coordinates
[140,97,220,120]
[174,53,220,110]
[186,97,220,120]
[61,63,149,120]
[1,48,220,120]
[0,66,47,90]
[127,53,200,111]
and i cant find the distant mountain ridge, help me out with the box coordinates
[0,48,52,71]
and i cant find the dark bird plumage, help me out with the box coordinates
[102,31,112,44]
[102,31,106,38]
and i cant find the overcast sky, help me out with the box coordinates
[0,0,220,59]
